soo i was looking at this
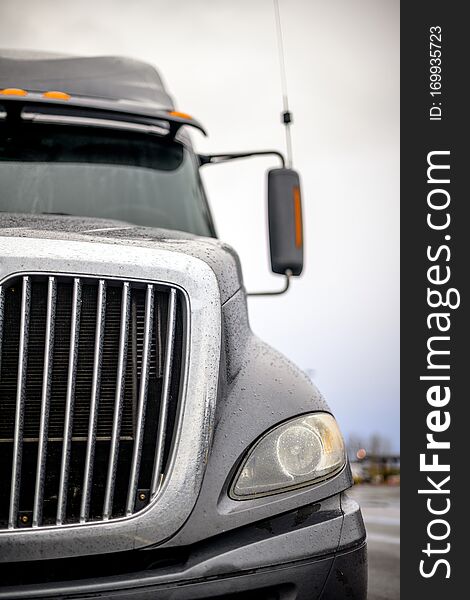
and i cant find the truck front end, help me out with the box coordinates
[0,52,366,599]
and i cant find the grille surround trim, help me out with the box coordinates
[0,236,221,562]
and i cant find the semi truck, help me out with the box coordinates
[0,51,367,599]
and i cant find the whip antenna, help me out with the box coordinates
[274,0,293,168]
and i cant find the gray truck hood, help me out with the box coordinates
[0,213,243,304]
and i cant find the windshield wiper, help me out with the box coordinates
[40,211,73,216]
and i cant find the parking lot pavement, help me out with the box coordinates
[348,484,400,600]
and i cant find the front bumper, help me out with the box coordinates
[0,493,367,600]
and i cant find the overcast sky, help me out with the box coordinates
[0,0,400,452]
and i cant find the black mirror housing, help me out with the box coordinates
[267,168,304,276]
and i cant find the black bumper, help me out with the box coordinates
[0,493,367,600]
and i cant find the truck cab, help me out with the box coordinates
[0,51,367,599]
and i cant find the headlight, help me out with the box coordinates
[231,413,346,499]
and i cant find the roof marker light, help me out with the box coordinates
[169,110,193,120]
[0,88,28,96]
[43,91,71,101]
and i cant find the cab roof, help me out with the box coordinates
[0,50,175,110]
[0,50,207,135]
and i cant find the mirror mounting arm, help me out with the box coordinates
[198,150,303,297]
[247,269,292,297]
[199,150,285,168]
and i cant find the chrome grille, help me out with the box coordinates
[0,274,184,530]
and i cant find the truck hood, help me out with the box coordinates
[0,213,244,303]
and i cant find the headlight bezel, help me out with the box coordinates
[229,412,346,500]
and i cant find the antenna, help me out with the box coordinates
[273,0,293,168]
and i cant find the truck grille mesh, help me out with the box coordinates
[0,275,184,529]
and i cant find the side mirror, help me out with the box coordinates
[268,168,304,276]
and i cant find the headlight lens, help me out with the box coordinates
[231,413,345,498]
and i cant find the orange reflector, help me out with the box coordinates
[0,88,28,96]
[43,91,71,100]
[169,110,193,120]
[293,186,303,249]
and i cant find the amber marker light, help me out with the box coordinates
[293,185,303,249]
[168,110,193,120]
[0,88,28,96]
[43,91,71,100]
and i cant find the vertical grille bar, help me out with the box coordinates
[103,282,130,520]
[8,276,31,529]
[80,279,106,523]
[126,284,154,515]
[155,299,163,378]
[56,278,82,525]
[151,287,177,497]
[32,277,57,528]
[0,284,4,376]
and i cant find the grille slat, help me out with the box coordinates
[0,285,4,376]
[57,278,82,525]
[126,285,154,516]
[151,288,177,497]
[8,276,31,529]
[80,279,106,524]
[103,282,130,521]
[32,277,57,528]
[0,275,184,530]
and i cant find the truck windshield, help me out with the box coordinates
[0,123,214,237]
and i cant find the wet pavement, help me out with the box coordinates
[348,484,400,600]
